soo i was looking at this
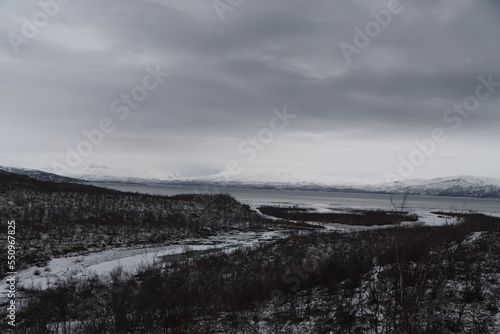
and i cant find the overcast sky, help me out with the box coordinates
[1,0,499,183]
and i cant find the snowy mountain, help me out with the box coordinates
[42,164,185,184]
[167,174,500,198]
[366,176,500,198]
[3,165,500,198]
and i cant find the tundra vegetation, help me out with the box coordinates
[1,170,499,333]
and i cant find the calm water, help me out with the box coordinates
[93,183,500,215]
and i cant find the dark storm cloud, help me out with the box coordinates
[1,0,499,179]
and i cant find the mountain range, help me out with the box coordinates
[2,165,500,199]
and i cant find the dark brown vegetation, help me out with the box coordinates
[0,172,297,276]
[7,213,500,333]
[259,205,419,226]
[2,171,499,333]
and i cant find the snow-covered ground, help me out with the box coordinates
[0,231,284,302]
[3,201,497,305]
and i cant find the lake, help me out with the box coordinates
[93,183,500,216]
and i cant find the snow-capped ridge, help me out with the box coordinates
[369,175,500,198]
[2,165,500,198]
[42,164,183,183]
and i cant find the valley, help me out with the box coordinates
[1,168,499,333]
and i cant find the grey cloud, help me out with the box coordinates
[1,0,499,179]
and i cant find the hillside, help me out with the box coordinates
[0,170,284,276]
[367,176,500,198]
[0,166,80,183]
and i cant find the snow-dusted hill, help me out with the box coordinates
[44,164,185,184]
[0,166,80,183]
[367,176,500,198]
